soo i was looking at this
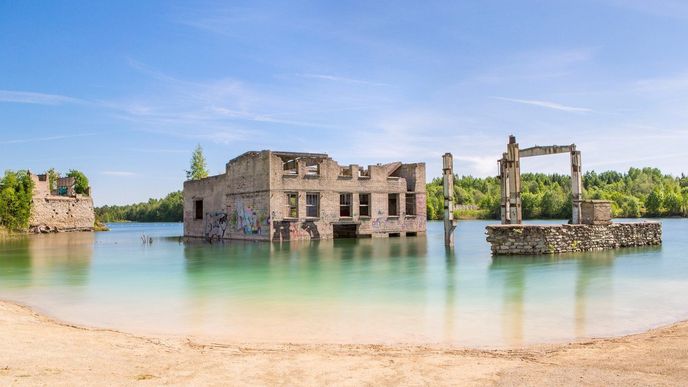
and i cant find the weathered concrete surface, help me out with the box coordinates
[29,196,95,232]
[184,150,426,241]
[27,172,95,233]
[580,200,612,225]
[485,222,661,255]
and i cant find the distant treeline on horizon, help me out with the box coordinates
[94,167,688,223]
[427,167,688,220]
[95,191,182,223]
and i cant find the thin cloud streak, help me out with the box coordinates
[0,90,81,105]
[0,133,98,145]
[493,97,593,112]
[295,73,390,87]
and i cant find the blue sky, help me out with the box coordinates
[2,1,688,205]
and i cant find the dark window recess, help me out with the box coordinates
[388,194,399,216]
[283,159,297,175]
[194,200,204,220]
[405,193,416,215]
[306,192,320,218]
[359,193,370,217]
[333,224,357,238]
[286,193,298,218]
[340,193,352,217]
[305,161,319,176]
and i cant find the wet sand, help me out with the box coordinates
[1,300,687,386]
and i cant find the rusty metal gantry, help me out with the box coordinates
[499,135,583,225]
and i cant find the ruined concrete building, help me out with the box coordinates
[29,172,95,233]
[183,150,427,241]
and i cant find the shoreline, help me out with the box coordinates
[2,300,687,385]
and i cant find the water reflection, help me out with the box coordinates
[0,221,685,347]
[0,233,93,288]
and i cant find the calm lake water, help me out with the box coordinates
[1,220,687,348]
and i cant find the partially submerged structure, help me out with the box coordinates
[183,150,426,241]
[28,172,95,233]
[442,153,457,246]
[498,135,583,225]
[486,136,661,255]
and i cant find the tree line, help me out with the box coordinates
[95,191,183,223]
[426,167,688,220]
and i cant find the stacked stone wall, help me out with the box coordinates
[485,222,661,255]
[29,196,95,232]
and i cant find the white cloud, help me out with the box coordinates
[0,90,81,105]
[493,97,592,112]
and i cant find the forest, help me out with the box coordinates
[426,167,688,220]
[95,191,183,223]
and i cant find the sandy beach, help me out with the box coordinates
[1,300,686,386]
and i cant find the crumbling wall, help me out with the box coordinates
[183,174,228,239]
[269,153,427,241]
[485,222,662,255]
[183,152,272,240]
[183,150,427,242]
[29,196,95,232]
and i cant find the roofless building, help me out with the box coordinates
[183,150,426,241]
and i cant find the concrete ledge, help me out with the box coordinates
[485,222,662,255]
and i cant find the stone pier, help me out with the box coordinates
[485,222,662,255]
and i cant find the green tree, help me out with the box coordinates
[521,192,541,219]
[66,170,89,194]
[644,189,664,217]
[47,168,60,191]
[540,187,566,218]
[186,144,209,180]
[0,170,34,231]
[663,192,682,216]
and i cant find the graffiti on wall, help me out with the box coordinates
[229,198,268,236]
[271,220,321,241]
[205,211,228,240]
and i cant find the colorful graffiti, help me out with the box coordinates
[204,211,228,240]
[230,198,268,236]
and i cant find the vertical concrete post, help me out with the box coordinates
[499,155,508,224]
[443,153,457,246]
[505,135,522,224]
[570,150,583,224]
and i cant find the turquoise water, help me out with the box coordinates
[1,220,687,347]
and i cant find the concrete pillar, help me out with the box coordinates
[570,150,582,224]
[499,155,508,224]
[442,153,457,246]
[504,136,522,224]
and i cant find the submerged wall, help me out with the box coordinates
[29,196,95,232]
[485,222,661,255]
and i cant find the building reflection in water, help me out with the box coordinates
[182,236,429,342]
[443,246,456,342]
[489,249,639,345]
[0,232,94,288]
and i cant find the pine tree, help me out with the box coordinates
[186,144,209,180]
